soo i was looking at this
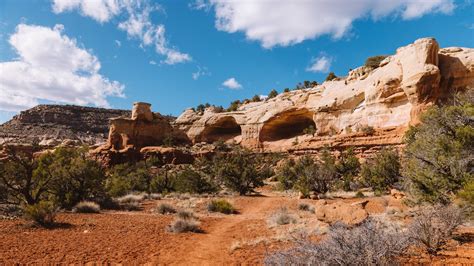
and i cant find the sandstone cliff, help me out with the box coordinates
[0,105,131,146]
[175,38,474,155]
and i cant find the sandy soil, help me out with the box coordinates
[0,191,473,265]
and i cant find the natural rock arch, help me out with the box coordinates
[259,109,316,142]
[198,116,242,143]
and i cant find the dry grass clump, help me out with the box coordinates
[177,210,195,220]
[268,207,297,226]
[408,204,464,254]
[155,203,177,214]
[73,201,100,213]
[297,203,314,213]
[116,193,146,204]
[207,199,235,214]
[167,218,201,233]
[265,218,410,265]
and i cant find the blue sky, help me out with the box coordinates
[0,0,473,123]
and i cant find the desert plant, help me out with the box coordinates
[362,149,401,193]
[276,159,298,190]
[365,55,388,69]
[177,210,195,220]
[106,161,153,197]
[167,218,201,233]
[458,180,474,206]
[156,203,176,214]
[298,203,314,213]
[268,207,296,226]
[403,91,473,204]
[325,72,337,81]
[23,201,57,226]
[208,199,235,214]
[212,147,266,195]
[336,148,361,191]
[252,94,261,102]
[355,191,365,198]
[360,125,375,135]
[73,201,101,213]
[173,167,217,194]
[294,152,338,197]
[120,201,141,211]
[227,100,241,112]
[408,204,464,255]
[268,89,278,99]
[283,88,290,93]
[303,125,316,136]
[265,218,411,265]
[116,193,146,204]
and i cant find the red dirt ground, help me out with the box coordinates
[0,192,473,265]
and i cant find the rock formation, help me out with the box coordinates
[0,105,131,146]
[92,102,191,165]
[176,38,474,155]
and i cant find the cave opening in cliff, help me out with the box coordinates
[199,116,242,143]
[259,109,316,142]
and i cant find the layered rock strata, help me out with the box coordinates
[175,38,474,154]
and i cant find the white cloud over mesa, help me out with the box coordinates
[307,56,332,73]
[52,0,191,65]
[0,24,124,112]
[197,0,455,48]
[222,77,242,90]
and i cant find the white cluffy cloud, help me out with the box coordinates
[222,77,242,89]
[0,24,124,112]
[307,56,332,73]
[52,0,191,64]
[200,0,455,48]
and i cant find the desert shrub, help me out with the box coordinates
[408,204,464,255]
[361,149,401,193]
[403,92,473,204]
[177,210,195,220]
[283,88,290,93]
[73,201,101,213]
[35,147,107,209]
[268,208,296,226]
[336,148,361,191]
[212,147,266,195]
[150,170,177,194]
[208,199,235,214]
[252,94,261,102]
[360,125,375,135]
[106,161,152,197]
[0,146,47,205]
[458,180,474,206]
[156,203,176,214]
[268,89,278,99]
[325,72,337,81]
[355,191,365,198]
[295,151,338,197]
[364,55,388,69]
[227,100,241,112]
[173,167,217,194]
[120,201,141,211]
[116,193,146,204]
[265,219,410,265]
[23,201,57,226]
[298,203,314,213]
[303,125,316,136]
[277,159,298,190]
[167,218,201,233]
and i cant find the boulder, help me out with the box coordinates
[315,200,369,225]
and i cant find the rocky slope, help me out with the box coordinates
[176,38,474,155]
[0,105,131,146]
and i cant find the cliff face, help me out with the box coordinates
[176,38,474,155]
[0,105,131,146]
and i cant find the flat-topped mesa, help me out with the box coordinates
[175,38,474,154]
[96,103,190,154]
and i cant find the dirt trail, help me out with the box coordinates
[154,193,292,265]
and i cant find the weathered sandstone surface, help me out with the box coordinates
[175,38,474,155]
[0,105,131,146]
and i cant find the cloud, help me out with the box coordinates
[149,60,157,65]
[115,39,121,47]
[52,0,191,64]
[192,66,211,80]
[307,56,332,73]
[0,24,124,112]
[201,0,455,48]
[222,77,242,89]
